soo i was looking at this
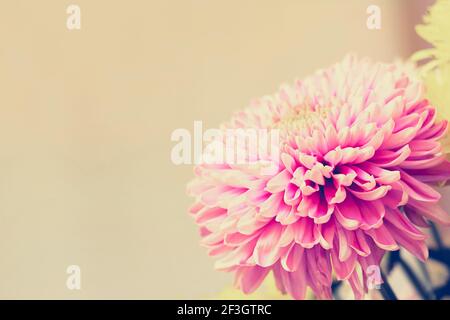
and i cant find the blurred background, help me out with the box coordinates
[0,0,444,299]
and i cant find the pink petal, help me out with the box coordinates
[407,199,450,226]
[283,183,301,206]
[370,145,411,167]
[381,115,424,149]
[324,181,347,204]
[324,148,343,166]
[259,192,283,218]
[281,243,305,272]
[332,170,357,187]
[305,248,332,295]
[275,204,300,225]
[188,202,204,216]
[319,220,336,250]
[404,206,430,228]
[294,218,320,248]
[272,263,287,294]
[349,185,391,201]
[225,230,262,246]
[253,223,284,267]
[237,209,270,235]
[201,230,224,246]
[353,147,375,164]
[331,247,357,280]
[346,165,376,191]
[365,224,399,251]
[404,160,450,182]
[279,224,295,247]
[384,208,426,240]
[359,162,400,184]
[335,194,362,230]
[195,207,227,224]
[208,243,232,257]
[309,193,334,224]
[359,200,385,230]
[265,169,292,193]
[297,192,319,217]
[298,153,317,169]
[201,186,246,206]
[281,152,296,174]
[385,222,428,261]
[235,266,271,294]
[348,270,365,300]
[409,140,441,158]
[304,166,326,185]
[348,230,371,257]
[416,119,447,141]
[336,226,352,261]
[382,182,408,209]
[400,154,447,170]
[215,239,257,270]
[286,259,308,299]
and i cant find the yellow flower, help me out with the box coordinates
[411,0,450,154]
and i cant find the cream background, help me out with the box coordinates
[0,0,438,298]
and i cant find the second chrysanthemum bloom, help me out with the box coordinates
[187,55,450,300]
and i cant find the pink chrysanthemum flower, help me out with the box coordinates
[187,56,450,299]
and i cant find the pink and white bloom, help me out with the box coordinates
[187,56,450,299]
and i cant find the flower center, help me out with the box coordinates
[274,105,331,133]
